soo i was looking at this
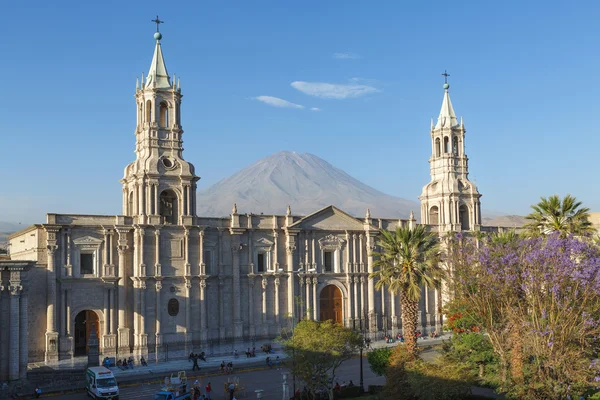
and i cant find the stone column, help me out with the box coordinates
[311,232,316,268]
[345,275,352,328]
[155,279,163,361]
[274,277,280,328]
[184,228,191,276]
[103,289,110,336]
[391,291,397,337]
[352,234,357,273]
[298,278,304,320]
[153,184,159,216]
[273,232,279,270]
[366,235,376,332]
[230,238,243,339]
[286,243,295,323]
[60,289,67,336]
[305,276,311,319]
[199,230,205,275]
[199,279,208,343]
[155,228,162,276]
[435,288,442,333]
[247,230,253,274]
[312,277,318,321]
[358,235,364,272]
[103,230,110,275]
[65,229,72,277]
[139,228,146,277]
[424,286,430,334]
[66,289,72,336]
[381,286,386,333]
[360,276,367,329]
[185,279,192,352]
[353,276,359,328]
[45,227,59,362]
[218,276,225,340]
[109,231,116,275]
[140,281,147,338]
[248,277,255,337]
[19,289,28,379]
[110,288,117,335]
[261,277,268,335]
[304,236,310,272]
[9,280,22,381]
[117,229,130,354]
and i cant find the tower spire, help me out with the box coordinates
[146,18,171,89]
[435,71,458,129]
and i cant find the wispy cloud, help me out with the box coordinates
[310,107,321,112]
[333,52,360,60]
[254,96,304,109]
[291,81,380,99]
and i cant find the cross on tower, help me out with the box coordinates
[151,15,164,32]
[442,70,450,84]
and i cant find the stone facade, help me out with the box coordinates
[0,32,501,380]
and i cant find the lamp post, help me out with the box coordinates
[359,330,365,393]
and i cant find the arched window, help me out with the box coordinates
[429,206,439,225]
[159,102,169,127]
[453,137,459,155]
[159,189,179,225]
[145,100,152,123]
[435,138,441,157]
[459,205,470,231]
[443,136,449,153]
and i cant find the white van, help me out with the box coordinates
[86,366,120,400]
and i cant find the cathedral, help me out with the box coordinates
[0,29,487,381]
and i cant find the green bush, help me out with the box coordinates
[366,347,393,376]
[336,386,364,398]
[367,385,383,394]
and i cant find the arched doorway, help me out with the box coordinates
[320,285,343,323]
[74,310,100,356]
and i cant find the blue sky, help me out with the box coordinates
[2,0,600,224]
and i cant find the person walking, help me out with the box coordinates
[228,382,236,400]
[205,382,212,399]
[192,354,200,371]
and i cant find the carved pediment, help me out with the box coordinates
[73,235,103,250]
[290,205,370,231]
[255,237,274,247]
[318,234,345,250]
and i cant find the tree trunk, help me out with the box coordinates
[400,293,419,358]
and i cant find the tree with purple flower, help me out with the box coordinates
[447,232,600,399]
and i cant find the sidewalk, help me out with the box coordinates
[16,334,452,398]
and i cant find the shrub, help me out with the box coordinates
[367,347,393,376]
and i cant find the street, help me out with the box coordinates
[57,357,385,400]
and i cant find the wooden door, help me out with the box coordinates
[319,285,343,323]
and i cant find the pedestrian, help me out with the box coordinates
[275,356,281,370]
[192,354,200,371]
[34,387,42,398]
[205,382,212,399]
[220,361,225,373]
[228,382,236,400]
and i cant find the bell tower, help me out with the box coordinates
[121,26,199,225]
[419,74,481,232]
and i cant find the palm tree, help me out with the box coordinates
[525,194,593,237]
[369,225,443,357]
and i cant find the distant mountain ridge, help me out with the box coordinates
[196,151,419,219]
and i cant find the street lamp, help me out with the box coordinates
[359,331,365,393]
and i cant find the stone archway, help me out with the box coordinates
[74,310,100,356]
[320,285,343,324]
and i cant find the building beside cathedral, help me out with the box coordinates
[0,30,490,381]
